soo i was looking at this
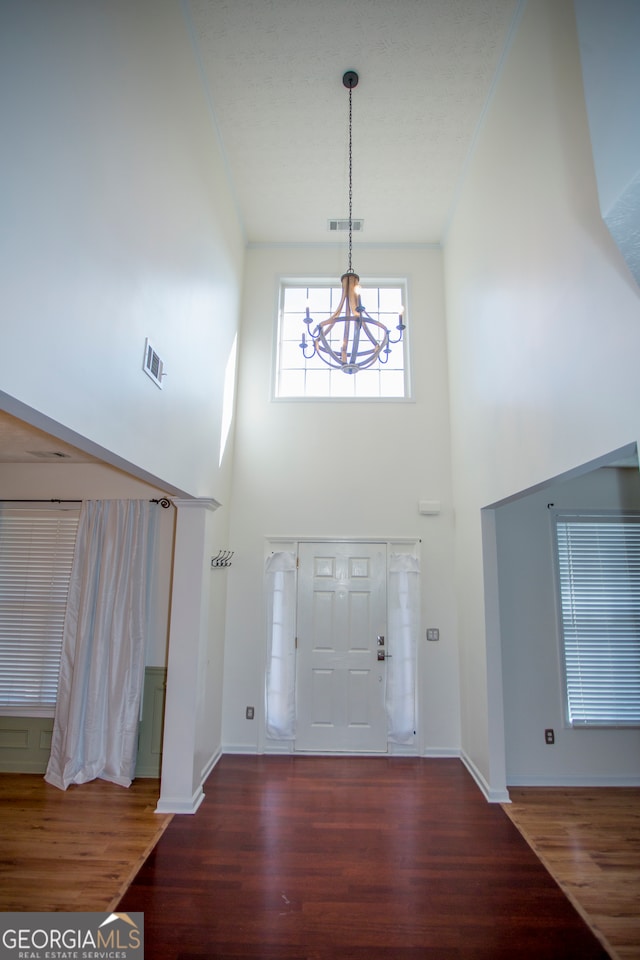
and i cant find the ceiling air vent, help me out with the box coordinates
[27,450,71,459]
[143,338,164,389]
[328,219,363,232]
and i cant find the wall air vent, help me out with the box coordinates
[328,219,364,232]
[143,338,164,389]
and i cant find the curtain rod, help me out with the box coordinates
[1,497,172,508]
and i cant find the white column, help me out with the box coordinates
[156,498,219,814]
[480,507,509,803]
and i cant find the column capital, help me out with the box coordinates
[172,497,220,512]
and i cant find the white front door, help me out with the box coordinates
[295,541,388,753]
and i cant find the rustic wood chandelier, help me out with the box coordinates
[300,71,405,375]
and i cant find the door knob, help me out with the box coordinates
[377,650,392,661]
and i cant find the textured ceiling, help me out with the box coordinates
[188,0,520,244]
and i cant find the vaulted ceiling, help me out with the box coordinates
[2,0,521,460]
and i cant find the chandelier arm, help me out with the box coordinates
[341,317,352,366]
[301,277,350,349]
[313,330,346,368]
[317,311,347,340]
[312,327,389,371]
[347,286,360,318]
[313,350,346,370]
[359,316,389,346]
[327,280,350,325]
[313,273,357,337]
[347,319,362,367]
[313,316,354,367]
[347,329,387,368]
[352,350,385,370]
[387,323,406,345]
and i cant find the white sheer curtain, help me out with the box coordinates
[45,500,156,790]
[265,551,297,739]
[386,553,420,744]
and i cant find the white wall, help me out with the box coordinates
[0,1,245,805]
[0,0,244,501]
[223,244,459,755]
[497,467,640,785]
[444,0,640,796]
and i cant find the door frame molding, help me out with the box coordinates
[262,536,421,756]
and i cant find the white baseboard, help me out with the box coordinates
[155,785,205,815]
[461,751,510,803]
[263,740,294,754]
[200,746,222,783]
[388,741,418,756]
[224,743,462,759]
[506,774,640,787]
[221,742,262,754]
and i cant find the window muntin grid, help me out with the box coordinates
[275,282,408,400]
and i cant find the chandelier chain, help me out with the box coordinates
[348,81,353,274]
[298,70,405,376]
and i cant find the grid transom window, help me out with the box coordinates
[275,281,409,399]
[553,511,640,727]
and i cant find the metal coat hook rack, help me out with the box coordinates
[211,550,234,568]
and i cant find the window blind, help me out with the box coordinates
[554,512,640,727]
[0,508,79,714]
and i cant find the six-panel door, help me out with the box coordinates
[295,542,388,753]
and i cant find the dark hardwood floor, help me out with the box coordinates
[118,756,610,959]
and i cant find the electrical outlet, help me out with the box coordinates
[545,728,555,745]
[426,628,440,641]
[246,706,255,720]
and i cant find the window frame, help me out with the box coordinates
[0,502,79,718]
[273,276,413,402]
[551,508,640,728]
